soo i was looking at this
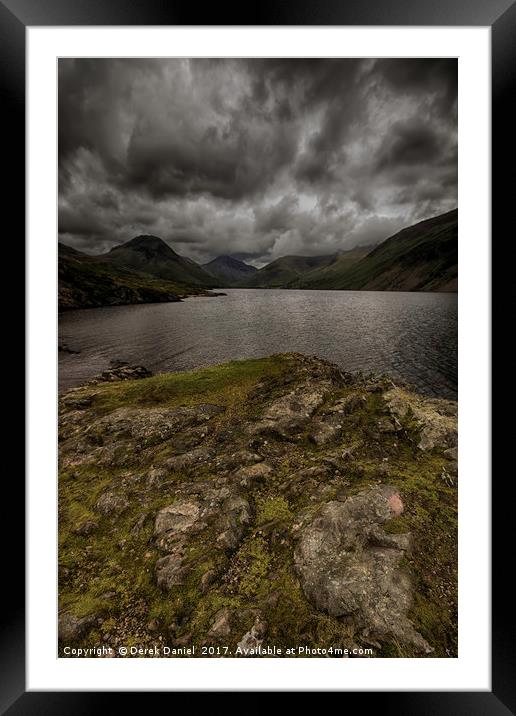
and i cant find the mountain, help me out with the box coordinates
[315,209,458,292]
[202,255,258,285]
[238,210,457,292]
[58,242,208,311]
[59,209,457,309]
[99,235,215,288]
[288,247,373,289]
[237,254,337,288]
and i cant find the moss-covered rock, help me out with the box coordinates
[59,353,457,658]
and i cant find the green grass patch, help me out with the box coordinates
[89,355,290,413]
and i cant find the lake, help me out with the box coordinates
[58,289,458,399]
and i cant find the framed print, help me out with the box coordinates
[4,0,510,708]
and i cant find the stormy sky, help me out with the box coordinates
[58,58,457,266]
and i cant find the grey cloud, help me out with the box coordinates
[376,119,442,170]
[124,111,297,200]
[371,58,457,117]
[58,58,457,263]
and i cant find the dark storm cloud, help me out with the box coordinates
[124,110,297,200]
[375,119,442,170]
[58,58,457,262]
[374,58,458,117]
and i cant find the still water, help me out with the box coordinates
[59,289,457,399]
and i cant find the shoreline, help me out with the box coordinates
[58,353,458,403]
[58,288,227,313]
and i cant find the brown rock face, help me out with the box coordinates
[294,485,432,653]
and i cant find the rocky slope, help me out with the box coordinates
[59,354,457,657]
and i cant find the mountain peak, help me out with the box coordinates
[208,255,255,268]
[115,234,178,255]
[202,255,257,285]
[98,235,214,287]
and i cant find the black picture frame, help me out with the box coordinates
[4,0,509,708]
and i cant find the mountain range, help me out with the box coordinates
[58,208,457,310]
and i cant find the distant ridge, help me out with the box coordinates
[236,253,338,288]
[202,255,257,285]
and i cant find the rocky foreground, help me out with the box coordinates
[59,354,457,657]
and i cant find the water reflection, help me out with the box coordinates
[59,289,457,399]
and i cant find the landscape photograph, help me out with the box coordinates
[58,58,458,659]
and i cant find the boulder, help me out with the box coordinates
[154,499,201,550]
[294,485,432,653]
[73,519,99,536]
[377,416,399,433]
[87,362,152,384]
[384,388,457,451]
[249,385,330,438]
[208,607,233,638]
[94,491,129,516]
[155,545,186,590]
[200,569,217,593]
[58,612,98,642]
[83,403,225,453]
[443,447,458,461]
[216,495,252,549]
[233,462,272,488]
[60,394,92,410]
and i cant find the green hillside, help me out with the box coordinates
[321,210,458,292]
[290,247,372,289]
[100,235,215,288]
[237,254,337,288]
